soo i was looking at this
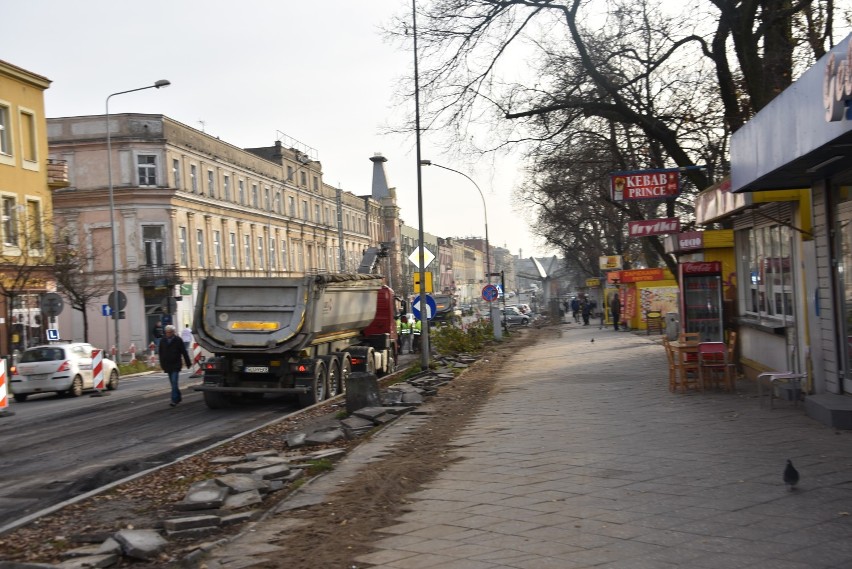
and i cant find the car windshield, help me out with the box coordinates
[21,347,65,362]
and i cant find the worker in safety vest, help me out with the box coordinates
[397,314,412,354]
[411,318,422,354]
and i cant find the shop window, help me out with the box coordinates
[737,224,794,323]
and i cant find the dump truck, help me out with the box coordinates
[192,273,398,409]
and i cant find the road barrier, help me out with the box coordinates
[190,342,203,377]
[0,358,8,413]
[92,349,105,391]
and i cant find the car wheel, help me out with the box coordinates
[67,375,84,397]
[13,393,28,402]
[106,369,119,391]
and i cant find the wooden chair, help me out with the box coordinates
[664,338,700,393]
[678,332,700,344]
[698,342,733,392]
[645,311,664,335]
[726,331,739,383]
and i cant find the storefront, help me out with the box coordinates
[605,268,677,332]
[730,34,852,403]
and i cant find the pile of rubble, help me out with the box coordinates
[13,354,479,569]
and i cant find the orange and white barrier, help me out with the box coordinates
[0,358,8,412]
[190,342,203,377]
[92,349,105,391]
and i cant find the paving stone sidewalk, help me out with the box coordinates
[355,324,852,569]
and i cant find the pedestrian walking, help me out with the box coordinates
[571,297,580,323]
[397,314,412,354]
[610,292,621,331]
[152,321,164,349]
[180,324,194,351]
[581,298,591,326]
[158,324,191,407]
[411,317,422,353]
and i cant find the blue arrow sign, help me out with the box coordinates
[102,304,112,316]
[411,294,438,320]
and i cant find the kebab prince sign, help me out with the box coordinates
[611,168,680,201]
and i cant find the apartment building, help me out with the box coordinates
[48,114,382,354]
[0,60,65,354]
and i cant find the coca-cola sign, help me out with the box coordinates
[628,218,680,237]
[681,261,721,275]
[611,168,680,201]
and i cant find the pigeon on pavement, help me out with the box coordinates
[591,338,594,343]
[783,459,799,491]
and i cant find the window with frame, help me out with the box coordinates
[314,204,320,223]
[196,229,205,268]
[229,232,237,269]
[297,241,304,271]
[313,176,319,191]
[190,164,198,193]
[208,170,216,197]
[238,180,245,205]
[0,104,10,156]
[20,110,36,163]
[275,191,282,214]
[300,171,307,187]
[213,230,222,268]
[26,199,43,251]
[264,187,270,211]
[252,184,259,208]
[302,200,308,220]
[179,226,188,266]
[143,226,165,266]
[269,238,276,270]
[2,195,18,247]
[287,165,294,181]
[137,155,157,186]
[288,196,296,216]
[737,224,794,322]
[257,236,265,270]
[281,240,288,271]
[172,159,181,188]
[243,234,252,270]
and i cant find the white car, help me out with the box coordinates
[9,343,119,402]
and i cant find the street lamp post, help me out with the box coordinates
[106,79,170,360]
[419,160,499,339]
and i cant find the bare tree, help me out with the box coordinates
[52,234,112,343]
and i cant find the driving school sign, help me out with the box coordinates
[611,168,680,201]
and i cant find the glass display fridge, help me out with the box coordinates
[679,261,723,342]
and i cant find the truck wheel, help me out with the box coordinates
[332,352,351,395]
[298,361,327,407]
[379,349,396,377]
[321,355,341,398]
[204,391,231,409]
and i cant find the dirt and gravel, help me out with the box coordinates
[0,325,546,568]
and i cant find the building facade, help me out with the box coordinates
[0,60,64,355]
[48,114,382,355]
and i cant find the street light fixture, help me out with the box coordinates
[420,160,499,338]
[106,79,170,360]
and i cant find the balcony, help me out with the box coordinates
[138,264,184,288]
[47,159,70,189]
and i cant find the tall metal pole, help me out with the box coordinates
[105,80,170,360]
[412,0,429,369]
[419,160,497,338]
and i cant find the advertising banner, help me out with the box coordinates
[628,218,680,237]
[619,268,666,283]
[599,255,623,271]
[611,169,680,201]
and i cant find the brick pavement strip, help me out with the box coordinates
[353,324,852,569]
[198,323,852,569]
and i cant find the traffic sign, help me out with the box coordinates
[412,271,434,294]
[46,329,60,341]
[41,293,64,316]
[482,284,499,302]
[102,304,112,317]
[407,246,435,268]
[108,290,127,311]
[411,294,437,320]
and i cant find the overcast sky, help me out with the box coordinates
[3,0,554,259]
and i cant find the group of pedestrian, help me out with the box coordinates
[396,314,422,354]
[565,293,622,331]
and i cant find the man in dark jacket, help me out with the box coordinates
[159,324,191,407]
[610,292,622,331]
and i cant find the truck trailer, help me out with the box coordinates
[192,273,398,409]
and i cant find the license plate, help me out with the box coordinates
[29,373,50,381]
[244,366,269,373]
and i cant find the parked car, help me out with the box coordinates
[502,306,530,327]
[517,303,532,314]
[9,343,119,402]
